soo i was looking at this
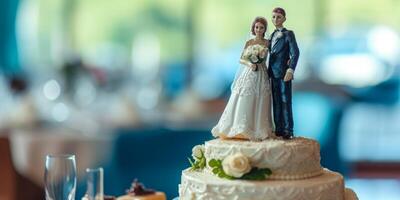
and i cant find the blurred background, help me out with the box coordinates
[1,0,400,199]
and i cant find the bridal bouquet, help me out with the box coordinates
[243,44,267,71]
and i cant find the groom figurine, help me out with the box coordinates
[268,7,299,139]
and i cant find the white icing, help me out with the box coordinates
[204,137,322,180]
[179,169,346,200]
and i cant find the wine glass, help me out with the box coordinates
[84,167,104,200]
[44,154,77,200]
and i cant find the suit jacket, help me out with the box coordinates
[268,28,300,79]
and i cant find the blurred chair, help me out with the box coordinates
[104,128,212,199]
[0,136,17,200]
[339,103,400,171]
[0,135,44,200]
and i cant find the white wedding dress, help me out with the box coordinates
[211,46,273,141]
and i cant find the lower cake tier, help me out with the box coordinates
[178,168,358,200]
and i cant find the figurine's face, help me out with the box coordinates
[272,12,286,27]
[254,22,266,37]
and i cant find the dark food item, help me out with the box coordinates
[104,195,117,200]
[126,179,155,196]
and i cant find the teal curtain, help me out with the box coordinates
[0,0,20,76]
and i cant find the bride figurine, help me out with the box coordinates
[211,16,273,141]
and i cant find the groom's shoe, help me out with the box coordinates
[282,134,292,140]
[282,131,293,140]
[273,130,283,136]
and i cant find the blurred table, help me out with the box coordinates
[9,127,114,186]
[346,178,400,200]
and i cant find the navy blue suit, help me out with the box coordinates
[268,28,299,137]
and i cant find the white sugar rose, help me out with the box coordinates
[192,145,204,160]
[250,55,259,63]
[222,153,251,178]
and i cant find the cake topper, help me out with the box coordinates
[268,7,299,139]
[211,8,300,141]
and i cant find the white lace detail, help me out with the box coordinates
[231,63,270,97]
[179,169,349,200]
[212,57,273,140]
[232,69,258,96]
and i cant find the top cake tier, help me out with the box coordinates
[204,137,323,180]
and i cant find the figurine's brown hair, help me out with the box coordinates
[251,17,268,37]
[273,7,286,17]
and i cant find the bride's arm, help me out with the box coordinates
[239,58,253,68]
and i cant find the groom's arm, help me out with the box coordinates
[287,31,299,71]
[283,31,299,81]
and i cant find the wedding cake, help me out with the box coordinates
[176,8,358,200]
[177,137,358,200]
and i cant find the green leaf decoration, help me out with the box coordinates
[212,168,219,174]
[188,157,195,168]
[241,168,271,180]
[208,158,272,180]
[208,159,219,168]
[199,157,205,166]
[261,168,272,175]
[219,171,234,180]
[217,172,225,178]
[189,150,272,180]
[188,149,206,171]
